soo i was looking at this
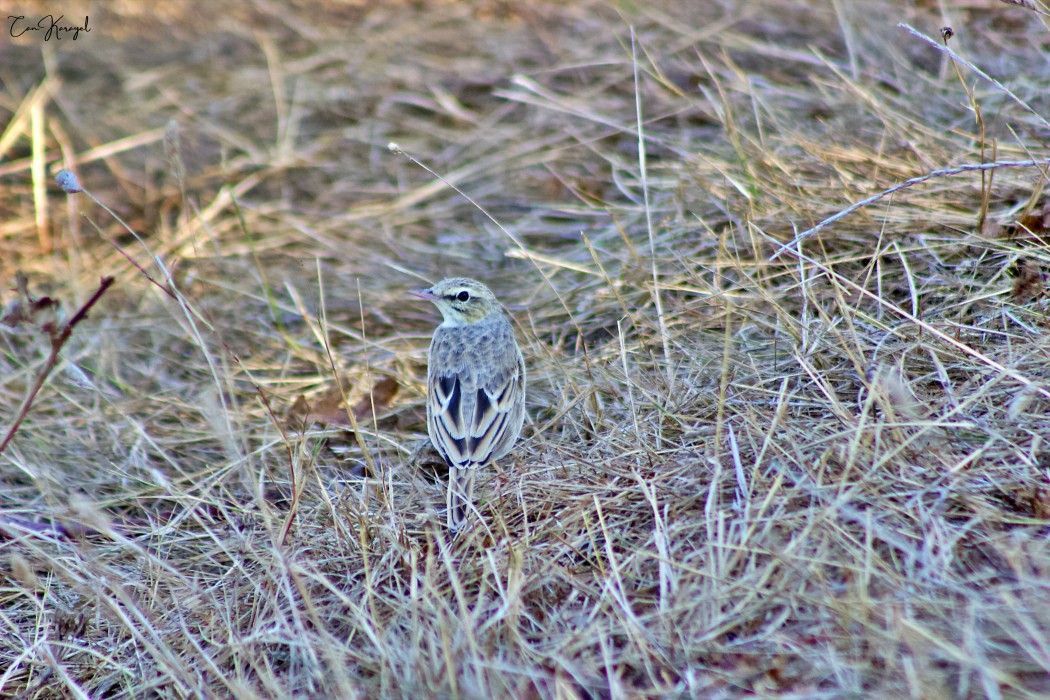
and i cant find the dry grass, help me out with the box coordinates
[2,0,1050,697]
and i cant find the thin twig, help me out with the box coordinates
[0,276,115,456]
[769,158,1050,260]
[900,23,1050,132]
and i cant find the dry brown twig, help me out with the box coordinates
[0,274,115,456]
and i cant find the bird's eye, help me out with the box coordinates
[456,290,470,302]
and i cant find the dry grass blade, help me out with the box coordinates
[1,1,1050,698]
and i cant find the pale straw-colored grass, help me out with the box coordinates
[2,0,1050,697]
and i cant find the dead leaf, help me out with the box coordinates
[1010,258,1045,301]
[286,376,400,429]
[1005,200,1050,245]
[2,272,60,333]
[979,218,1002,240]
[350,376,400,423]
[410,438,448,480]
[1018,201,1050,234]
[286,380,352,428]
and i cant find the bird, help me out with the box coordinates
[410,277,526,533]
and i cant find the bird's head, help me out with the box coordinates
[410,277,503,326]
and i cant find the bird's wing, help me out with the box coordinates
[469,355,525,464]
[429,369,470,467]
[429,356,523,468]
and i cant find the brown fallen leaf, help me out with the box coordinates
[1018,201,1050,235]
[285,379,352,429]
[350,376,400,424]
[979,218,1002,240]
[410,438,448,481]
[1010,258,1045,301]
[286,376,400,429]
[1004,200,1050,246]
[2,272,60,334]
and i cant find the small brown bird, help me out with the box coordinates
[410,278,526,533]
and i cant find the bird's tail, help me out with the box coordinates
[446,467,476,534]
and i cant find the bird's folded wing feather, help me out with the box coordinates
[430,364,522,467]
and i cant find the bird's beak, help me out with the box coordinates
[409,287,435,301]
